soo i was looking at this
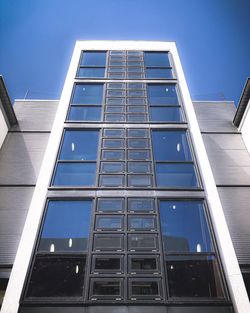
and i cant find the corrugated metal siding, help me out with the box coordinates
[0,187,34,265]
[11,101,58,131]
[0,133,50,184]
[218,187,250,265]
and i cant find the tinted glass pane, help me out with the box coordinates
[130,257,158,272]
[127,67,143,73]
[105,106,125,113]
[93,256,121,271]
[127,106,146,113]
[53,163,96,186]
[152,130,191,161]
[128,216,156,230]
[104,129,125,137]
[92,280,121,296]
[127,90,145,97]
[146,68,173,79]
[102,150,124,160]
[128,83,145,89]
[144,52,170,67]
[130,280,160,296]
[148,84,178,105]
[59,130,99,160]
[128,129,148,137]
[127,114,147,122]
[93,234,124,251]
[68,107,101,121]
[128,150,150,160]
[97,198,124,213]
[155,163,198,187]
[150,107,182,122]
[99,175,124,187]
[107,83,125,89]
[127,98,146,105]
[106,98,125,105]
[128,198,155,213]
[103,139,125,149]
[128,139,149,148]
[81,52,106,66]
[72,84,103,105]
[159,201,213,253]
[166,255,225,298]
[39,201,92,253]
[109,67,126,72]
[108,73,125,79]
[101,162,125,173]
[78,68,105,78]
[95,216,123,230]
[128,234,158,251]
[128,162,151,173]
[107,90,125,97]
[26,257,86,297]
[128,175,152,187]
[105,114,125,122]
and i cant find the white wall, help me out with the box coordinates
[240,99,250,155]
[0,109,8,149]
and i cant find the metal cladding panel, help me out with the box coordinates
[218,187,250,264]
[0,133,50,184]
[11,101,58,131]
[193,102,238,132]
[202,133,250,185]
[0,187,34,265]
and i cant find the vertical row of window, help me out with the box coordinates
[24,199,225,301]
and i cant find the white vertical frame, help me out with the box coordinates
[1,41,249,313]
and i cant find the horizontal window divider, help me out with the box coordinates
[79,66,106,68]
[164,252,217,257]
[146,66,172,69]
[70,104,102,107]
[35,253,89,257]
[57,160,96,163]
[155,161,194,164]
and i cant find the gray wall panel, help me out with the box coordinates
[218,187,250,264]
[0,133,50,184]
[11,101,58,131]
[0,187,34,265]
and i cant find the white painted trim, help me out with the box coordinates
[170,43,250,313]
[239,99,250,154]
[2,40,248,313]
[14,99,59,102]
[0,109,8,149]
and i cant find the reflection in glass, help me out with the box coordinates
[103,139,125,149]
[95,216,123,230]
[92,280,121,296]
[149,107,182,122]
[144,52,170,67]
[99,175,124,187]
[93,256,121,271]
[159,201,213,252]
[80,51,106,66]
[26,256,86,297]
[128,150,150,160]
[128,129,148,137]
[101,162,125,173]
[93,234,124,251]
[72,84,103,105]
[131,280,160,296]
[128,162,151,173]
[68,107,101,121]
[148,84,178,105]
[128,234,158,251]
[128,216,156,230]
[166,255,225,298]
[128,175,152,187]
[97,198,124,213]
[102,150,125,160]
[130,257,158,272]
[128,139,149,149]
[39,200,92,252]
[78,67,105,78]
[53,163,96,186]
[59,130,99,160]
[104,129,125,138]
[155,163,198,187]
[146,68,173,79]
[128,198,155,213]
[127,114,147,122]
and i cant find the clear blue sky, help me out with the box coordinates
[0,0,250,105]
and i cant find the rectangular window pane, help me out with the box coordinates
[102,150,125,160]
[107,83,125,89]
[128,139,149,149]
[127,61,143,67]
[97,198,124,213]
[26,256,86,298]
[159,201,213,253]
[91,279,122,298]
[128,216,156,231]
[107,90,125,97]
[128,175,152,187]
[127,90,145,97]
[38,200,92,253]
[128,162,152,173]
[129,279,161,298]
[146,68,173,79]
[109,61,126,66]
[80,51,106,66]
[105,113,125,122]
[92,256,122,273]
[103,139,125,149]
[127,106,146,113]
[59,130,99,160]
[100,162,125,173]
[152,130,192,161]
[128,198,155,213]
[127,67,143,73]
[104,129,125,137]
[93,234,124,251]
[148,84,178,105]
[127,129,149,137]
[72,84,103,105]
[68,107,101,121]
[77,67,105,78]
[95,216,123,231]
[53,163,96,186]
[128,83,145,89]
[106,98,125,105]
[149,107,182,122]
[108,73,125,79]
[99,175,124,187]
[128,150,151,160]
[144,52,170,67]
[105,106,125,113]
[166,255,225,298]
[127,114,147,122]
[128,234,159,251]
[129,256,159,273]
[127,98,146,105]
[155,163,198,188]
[108,67,126,72]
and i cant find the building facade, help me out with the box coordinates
[1,41,250,313]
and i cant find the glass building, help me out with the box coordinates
[1,41,249,313]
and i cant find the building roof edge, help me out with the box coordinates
[233,78,250,127]
[0,76,17,127]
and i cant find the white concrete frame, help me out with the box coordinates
[238,99,250,155]
[1,41,249,313]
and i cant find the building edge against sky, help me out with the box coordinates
[0,41,250,313]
